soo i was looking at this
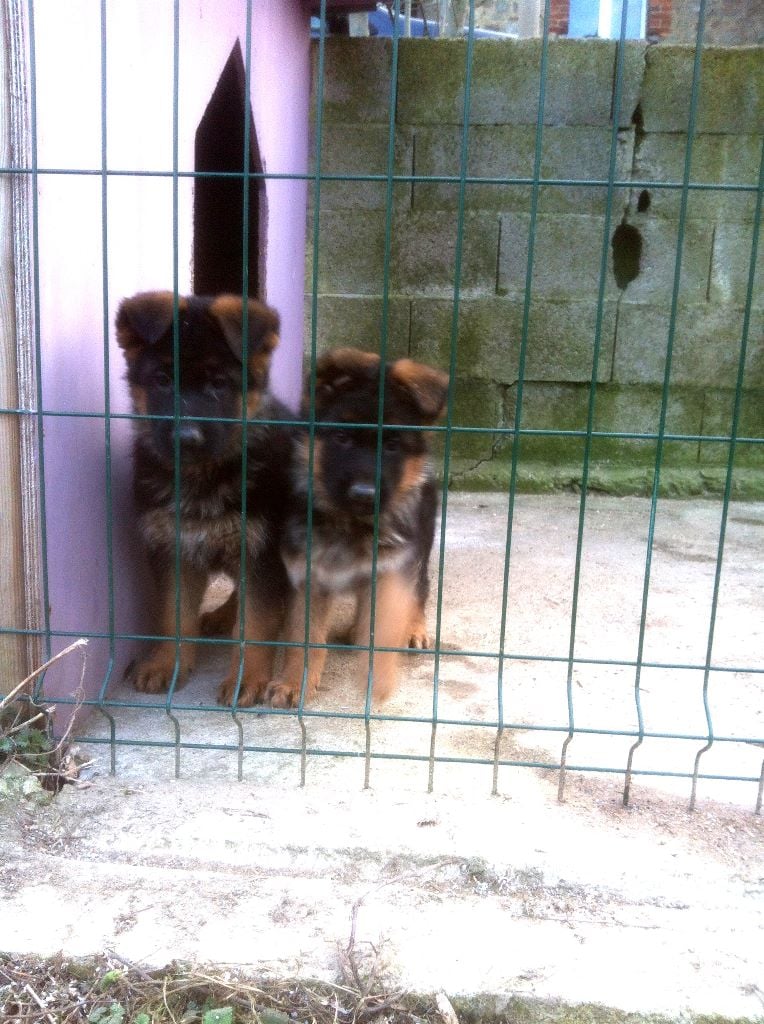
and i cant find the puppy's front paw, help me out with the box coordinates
[217,673,268,707]
[126,646,192,693]
[264,678,304,709]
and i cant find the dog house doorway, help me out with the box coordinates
[193,40,266,299]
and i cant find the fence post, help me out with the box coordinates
[0,6,31,693]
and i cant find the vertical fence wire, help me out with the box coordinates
[228,0,257,781]
[97,0,117,773]
[166,0,183,778]
[626,0,708,809]
[362,0,404,790]
[689,136,764,811]
[558,0,632,804]
[491,0,552,795]
[299,0,330,786]
[427,0,477,793]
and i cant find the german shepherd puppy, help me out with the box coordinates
[265,348,449,708]
[116,291,291,706]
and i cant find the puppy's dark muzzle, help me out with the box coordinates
[347,481,377,513]
[174,421,205,447]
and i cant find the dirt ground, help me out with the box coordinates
[2,494,763,1019]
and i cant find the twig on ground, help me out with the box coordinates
[435,990,460,1024]
[103,949,156,984]
[23,982,56,1024]
[0,639,88,712]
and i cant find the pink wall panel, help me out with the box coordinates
[28,0,309,714]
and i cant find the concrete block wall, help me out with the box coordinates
[306,39,764,494]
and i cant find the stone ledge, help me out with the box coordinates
[445,458,764,497]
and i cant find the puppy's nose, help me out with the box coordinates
[348,481,376,506]
[175,422,204,446]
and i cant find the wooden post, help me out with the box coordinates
[0,2,42,694]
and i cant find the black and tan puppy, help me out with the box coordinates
[116,291,291,706]
[266,348,449,708]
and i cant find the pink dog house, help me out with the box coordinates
[10,0,331,717]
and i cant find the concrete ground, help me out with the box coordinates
[2,494,764,1019]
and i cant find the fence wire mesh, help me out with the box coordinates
[0,0,762,810]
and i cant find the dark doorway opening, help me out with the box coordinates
[193,40,264,298]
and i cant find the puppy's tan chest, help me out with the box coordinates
[285,529,409,592]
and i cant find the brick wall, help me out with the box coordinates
[647,0,672,38]
[548,0,569,36]
[307,39,764,494]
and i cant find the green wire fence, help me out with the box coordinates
[1,0,762,811]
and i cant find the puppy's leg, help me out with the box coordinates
[129,564,207,693]
[200,586,238,637]
[218,582,283,707]
[355,572,418,703]
[407,602,429,650]
[407,548,432,649]
[265,583,334,708]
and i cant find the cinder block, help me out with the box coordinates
[307,210,387,294]
[308,124,413,211]
[398,39,644,127]
[641,46,764,135]
[592,385,704,465]
[500,382,701,465]
[303,296,411,362]
[613,304,764,387]
[410,297,616,384]
[632,132,762,222]
[442,378,507,460]
[709,222,764,308]
[312,39,393,124]
[413,126,634,214]
[498,213,621,301]
[700,390,764,466]
[389,210,500,296]
[309,210,500,297]
[506,382,590,462]
[617,216,714,305]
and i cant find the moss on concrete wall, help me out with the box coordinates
[306,39,763,495]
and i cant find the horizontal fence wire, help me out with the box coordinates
[4,408,764,448]
[1,0,762,810]
[0,167,761,197]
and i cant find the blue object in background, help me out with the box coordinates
[368,9,439,36]
[568,0,646,38]
[568,0,599,36]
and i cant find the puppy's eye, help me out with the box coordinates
[332,430,353,448]
[383,436,401,453]
[155,371,173,389]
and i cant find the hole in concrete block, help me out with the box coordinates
[637,189,651,213]
[631,102,644,130]
[611,223,642,290]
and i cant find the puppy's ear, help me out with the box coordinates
[116,291,180,355]
[312,348,380,410]
[209,296,280,363]
[389,359,449,423]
